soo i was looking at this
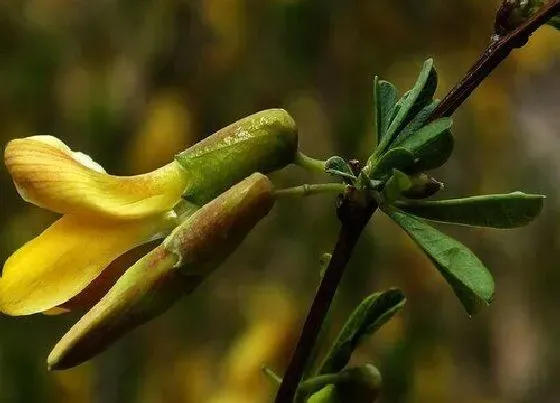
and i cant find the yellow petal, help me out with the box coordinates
[60,240,160,312]
[0,213,176,316]
[4,136,187,219]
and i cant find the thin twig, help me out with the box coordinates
[274,190,377,403]
[430,0,560,120]
[274,2,560,401]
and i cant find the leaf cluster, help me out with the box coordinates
[324,59,545,315]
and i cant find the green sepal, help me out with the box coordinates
[319,289,406,375]
[388,211,494,315]
[395,192,545,228]
[175,109,298,205]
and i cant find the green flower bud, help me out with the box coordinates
[307,365,382,403]
[400,173,444,200]
[48,173,274,370]
[175,108,298,205]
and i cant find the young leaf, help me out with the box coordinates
[377,59,438,154]
[391,100,439,146]
[388,211,494,315]
[395,192,545,228]
[325,156,357,184]
[374,78,399,145]
[398,117,454,173]
[370,148,415,179]
[319,289,406,375]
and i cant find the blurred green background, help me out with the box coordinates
[1,1,560,402]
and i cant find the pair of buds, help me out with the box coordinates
[0,109,298,369]
[49,172,274,370]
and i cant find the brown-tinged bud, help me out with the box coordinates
[493,0,547,39]
[48,173,274,370]
[401,173,444,200]
[175,109,298,205]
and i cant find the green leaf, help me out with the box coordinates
[374,77,399,145]
[395,192,545,228]
[377,59,438,154]
[389,211,494,315]
[319,289,406,375]
[398,117,454,173]
[391,100,439,146]
[325,156,357,184]
[370,148,415,179]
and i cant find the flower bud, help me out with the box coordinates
[48,173,274,370]
[307,365,382,403]
[175,109,297,205]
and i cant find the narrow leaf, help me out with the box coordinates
[377,80,399,142]
[319,289,406,375]
[396,192,545,228]
[389,211,494,315]
[398,117,454,173]
[378,59,438,153]
[392,100,439,146]
[370,148,415,179]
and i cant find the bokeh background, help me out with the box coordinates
[1,1,560,402]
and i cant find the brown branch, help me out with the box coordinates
[274,190,376,403]
[274,2,560,402]
[431,0,560,120]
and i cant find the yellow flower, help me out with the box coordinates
[0,109,297,317]
[0,135,186,316]
[0,109,297,368]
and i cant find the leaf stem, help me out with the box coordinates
[274,183,347,199]
[295,152,327,174]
